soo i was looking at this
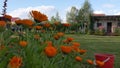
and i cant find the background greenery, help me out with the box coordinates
[66,34,120,68]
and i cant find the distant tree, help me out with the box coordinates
[50,16,56,24]
[50,12,61,23]
[66,6,78,23]
[76,8,84,27]
[77,0,93,33]
[55,12,61,22]
[2,0,8,15]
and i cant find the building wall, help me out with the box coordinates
[94,20,118,33]
[112,21,118,33]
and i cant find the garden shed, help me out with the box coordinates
[93,14,120,33]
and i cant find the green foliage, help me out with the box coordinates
[65,0,94,34]
[113,27,120,36]
[0,27,6,32]
[50,12,61,24]
[94,28,105,36]
[67,34,120,68]
[77,0,93,33]
[69,23,82,34]
[55,12,61,22]
[50,16,57,24]
[0,28,95,68]
[66,6,78,23]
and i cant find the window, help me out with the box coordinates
[97,23,102,27]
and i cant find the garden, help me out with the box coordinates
[0,10,119,68]
[1,1,120,68]
[0,10,94,68]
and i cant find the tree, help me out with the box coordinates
[76,8,84,28]
[50,12,61,23]
[50,16,56,24]
[2,0,8,15]
[55,12,61,22]
[77,0,93,33]
[66,6,78,23]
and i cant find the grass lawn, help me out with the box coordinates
[66,34,120,68]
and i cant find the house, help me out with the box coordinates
[93,14,120,33]
[11,17,20,24]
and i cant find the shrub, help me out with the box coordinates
[113,27,120,36]
[94,26,105,36]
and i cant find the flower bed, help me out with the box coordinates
[0,10,105,68]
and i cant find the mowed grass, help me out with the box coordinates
[66,34,120,68]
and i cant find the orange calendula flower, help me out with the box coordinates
[61,45,72,54]
[54,35,59,40]
[45,41,53,47]
[4,14,12,20]
[44,46,57,57]
[54,22,59,25]
[72,42,80,47]
[0,21,6,27]
[30,10,48,22]
[41,30,45,33]
[15,19,23,25]
[22,19,34,27]
[34,34,40,40]
[8,56,22,68]
[79,49,87,55]
[63,40,69,44]
[75,56,82,62]
[19,41,27,47]
[71,46,79,52]
[15,19,34,27]
[34,26,42,30]
[71,42,80,52]
[96,60,104,67]
[57,32,64,37]
[87,59,93,65]
[43,23,51,28]
[63,23,71,27]
[67,37,74,42]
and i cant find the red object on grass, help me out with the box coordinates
[95,53,115,68]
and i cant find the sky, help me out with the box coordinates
[0,0,120,22]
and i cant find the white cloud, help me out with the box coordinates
[65,7,72,12]
[94,10,105,14]
[105,9,120,15]
[61,16,67,23]
[110,9,120,15]
[114,12,120,15]
[94,9,120,15]
[102,4,115,8]
[8,5,56,19]
[93,9,120,16]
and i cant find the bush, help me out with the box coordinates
[113,27,120,36]
[94,26,106,36]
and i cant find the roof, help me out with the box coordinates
[11,17,20,22]
[93,14,105,16]
[92,15,120,21]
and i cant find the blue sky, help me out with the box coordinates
[0,0,120,22]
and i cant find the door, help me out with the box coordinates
[107,22,112,33]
